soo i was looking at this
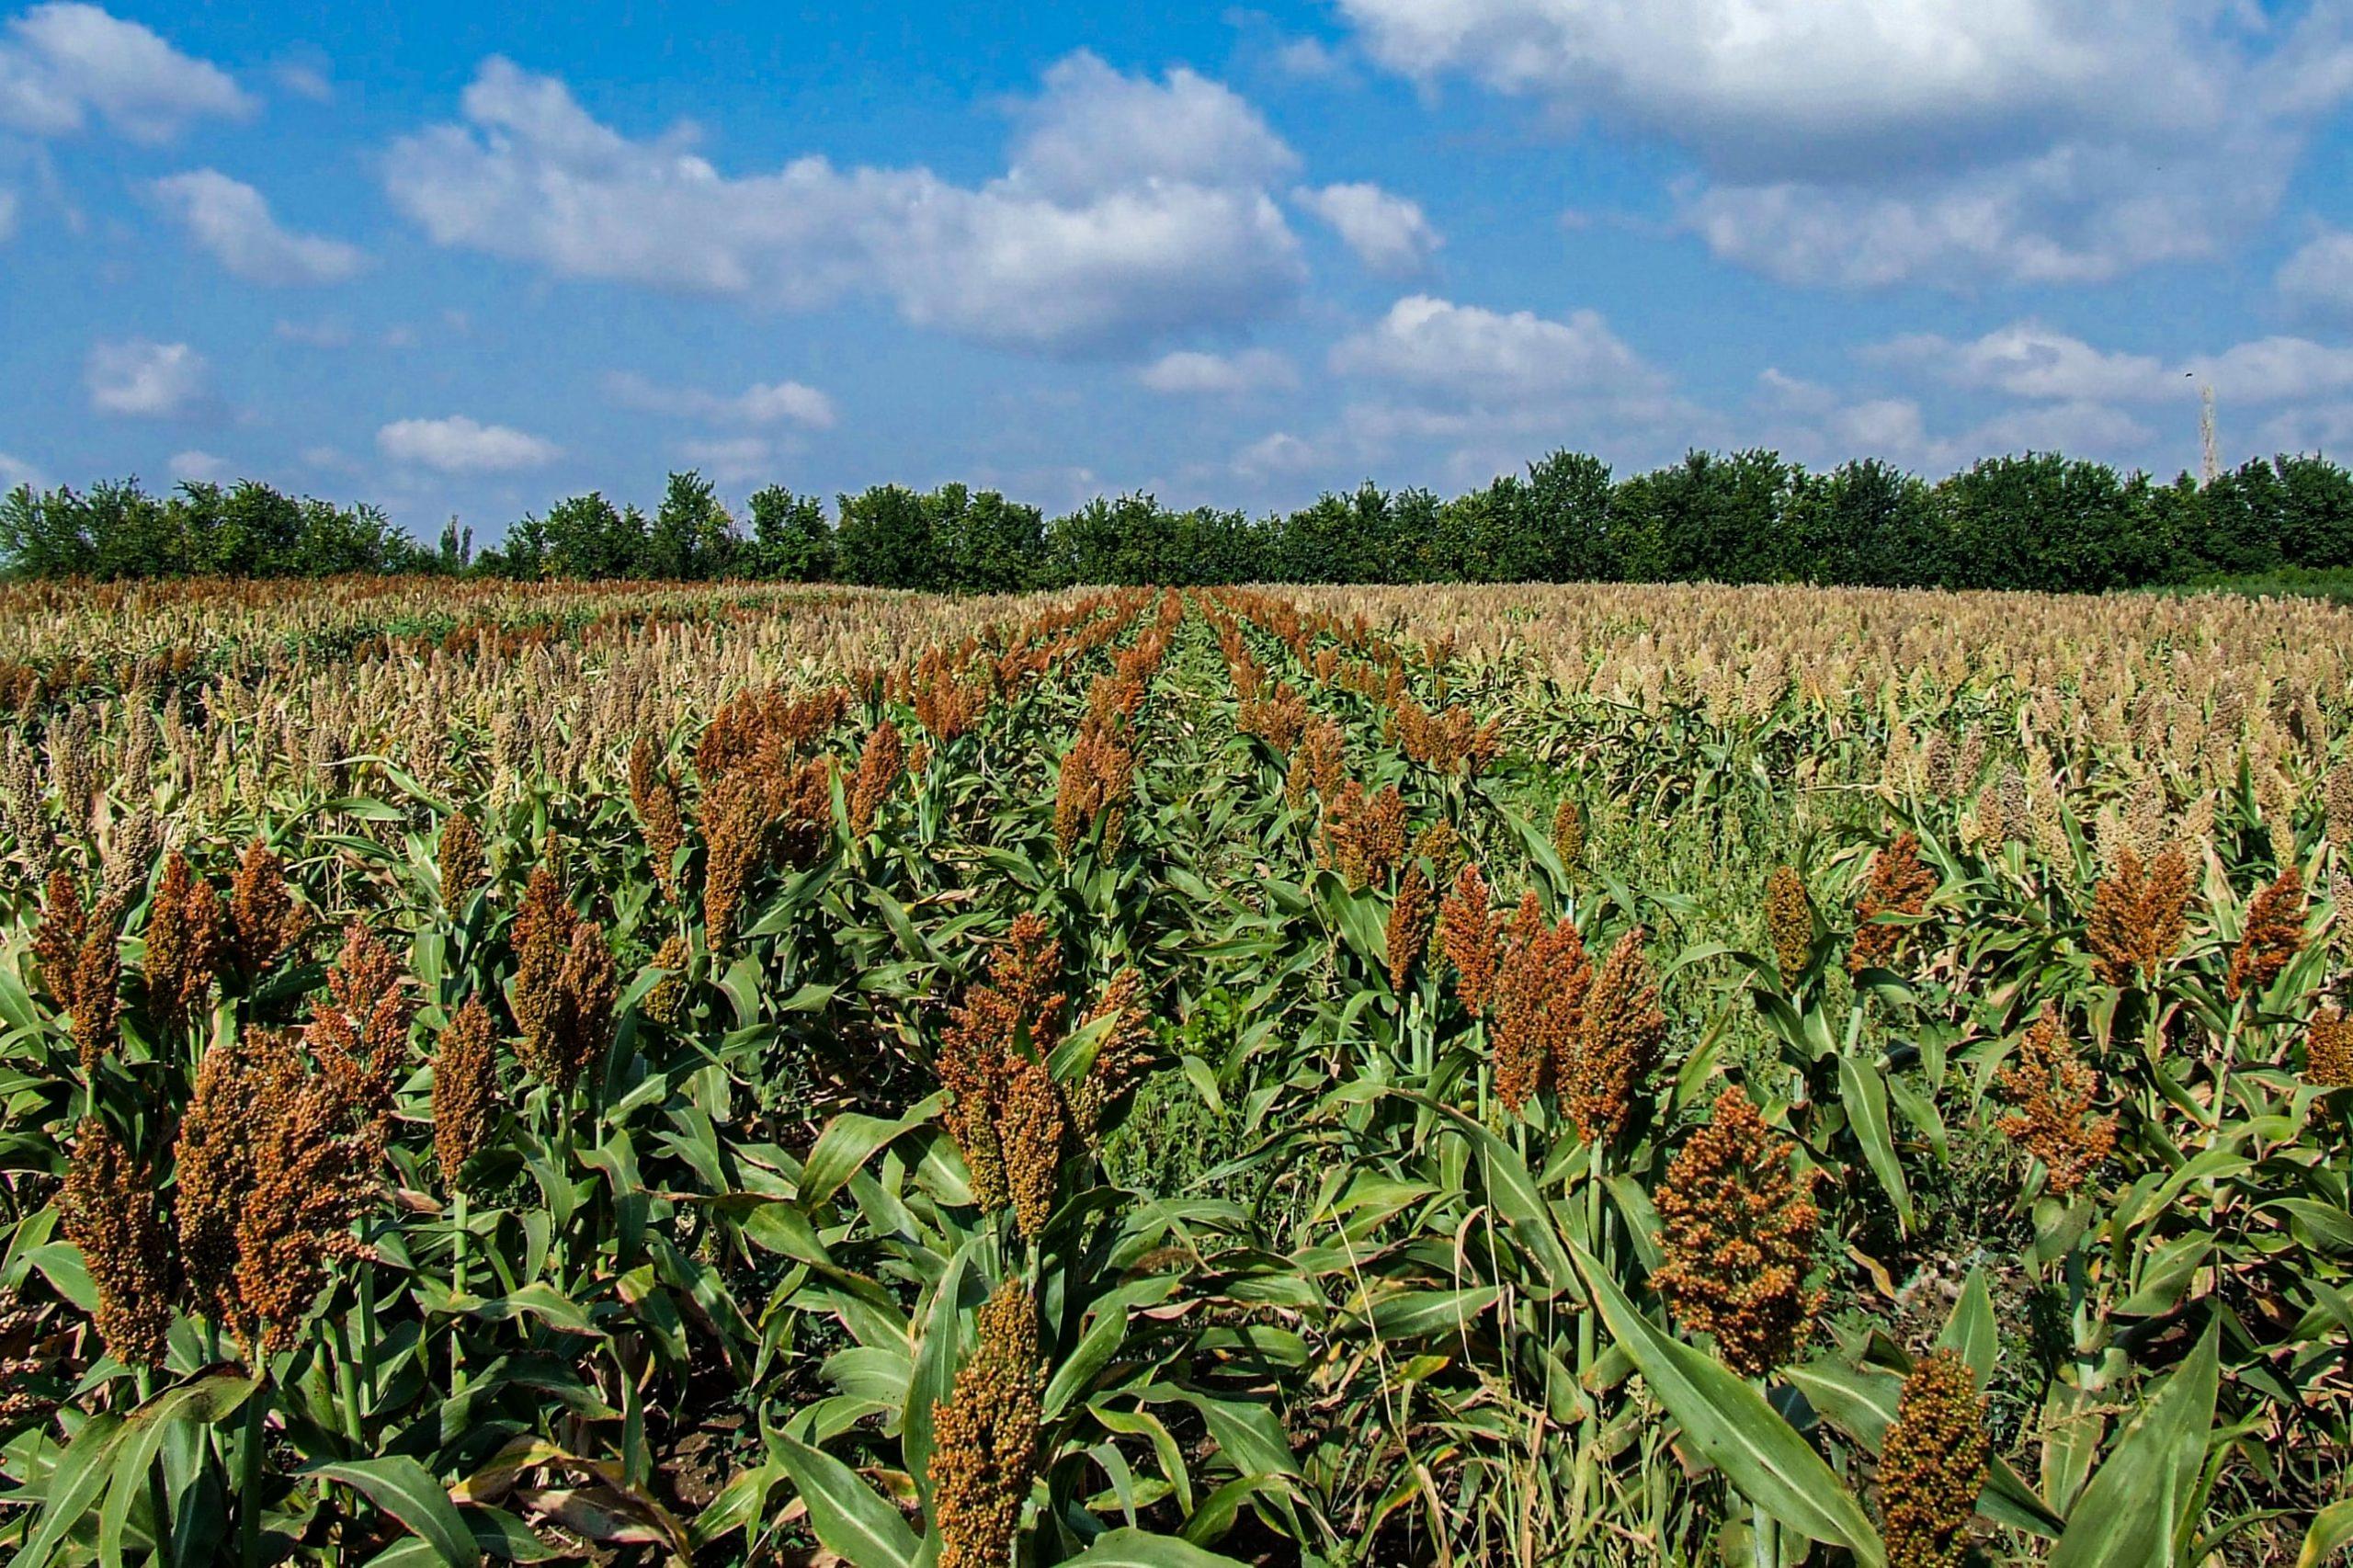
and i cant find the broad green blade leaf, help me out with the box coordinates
[799,1096,945,1211]
[1836,1054,1911,1233]
[1367,1286,1499,1341]
[1060,1528,1253,1566]
[308,1458,482,1568]
[1935,1267,1996,1387]
[99,1368,260,1565]
[775,1435,921,1568]
[17,1412,127,1568]
[2048,1323,2220,1568]
[1572,1242,1885,1566]
[2297,1497,2353,1568]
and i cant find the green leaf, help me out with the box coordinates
[99,1368,260,1565]
[799,1095,945,1211]
[774,1435,921,1568]
[1059,1527,1254,1566]
[2297,1497,2353,1568]
[1571,1242,1885,1565]
[1837,1054,1912,1233]
[1935,1267,1996,1387]
[1367,1286,1499,1341]
[2048,1322,2221,1568]
[308,1458,482,1568]
[17,1412,127,1568]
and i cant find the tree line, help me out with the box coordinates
[6,449,2351,594]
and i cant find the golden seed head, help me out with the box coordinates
[940,915,1068,1217]
[1995,1005,2115,1195]
[1552,796,1586,865]
[929,1280,1044,1568]
[1851,832,1937,976]
[437,810,488,910]
[1489,893,1591,1117]
[642,933,691,1028]
[1764,866,1812,988]
[1385,862,1434,995]
[1880,1349,1990,1568]
[175,1028,378,1356]
[1069,969,1154,1150]
[1568,927,1667,1145]
[848,721,905,838]
[229,838,302,978]
[59,1118,174,1369]
[1438,863,1500,1016]
[431,995,499,1190]
[2226,865,2305,1001]
[2086,844,2192,990]
[511,858,617,1090]
[1651,1085,1823,1377]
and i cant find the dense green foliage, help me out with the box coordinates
[11,446,2353,594]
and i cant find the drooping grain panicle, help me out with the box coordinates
[174,1028,378,1355]
[1851,831,1937,976]
[1068,968,1155,1150]
[1385,861,1433,994]
[1763,865,1812,988]
[437,809,487,910]
[1488,893,1591,1116]
[1437,862,1499,1015]
[1879,1349,1991,1568]
[510,856,618,1090]
[58,1118,175,1367]
[2085,844,2191,989]
[2226,865,2305,1001]
[229,838,302,977]
[929,1280,1044,1568]
[939,914,1068,1215]
[2304,1006,2353,1089]
[847,720,904,838]
[1650,1085,1823,1377]
[1567,927,1665,1145]
[431,995,498,1189]
[1995,1005,2116,1195]
[143,848,226,1028]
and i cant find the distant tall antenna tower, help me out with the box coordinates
[2200,384,2220,485]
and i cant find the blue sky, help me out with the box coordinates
[4,1,2353,539]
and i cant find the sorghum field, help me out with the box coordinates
[0,575,2347,1567]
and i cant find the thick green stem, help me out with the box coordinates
[237,1381,268,1568]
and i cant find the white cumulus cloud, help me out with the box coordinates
[605,370,835,428]
[1294,182,1440,276]
[1337,0,2353,288]
[378,415,560,472]
[168,449,228,482]
[1137,347,1299,395]
[2279,229,2353,320]
[1875,322,2353,405]
[1331,293,1665,403]
[149,169,365,284]
[85,337,207,416]
[0,3,250,142]
[383,53,1308,357]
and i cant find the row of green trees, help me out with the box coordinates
[7,449,2352,593]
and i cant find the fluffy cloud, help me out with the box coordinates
[604,370,836,428]
[1338,0,2353,288]
[1293,181,1439,275]
[0,3,249,142]
[2279,230,2353,320]
[1137,347,1299,395]
[1331,293,1665,403]
[167,448,227,482]
[85,337,206,415]
[377,415,560,472]
[149,170,365,284]
[0,450,48,489]
[384,53,1307,356]
[1876,322,2353,404]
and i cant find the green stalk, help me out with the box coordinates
[237,1381,268,1568]
[449,1188,470,1393]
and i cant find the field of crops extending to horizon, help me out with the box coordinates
[0,574,2347,1566]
